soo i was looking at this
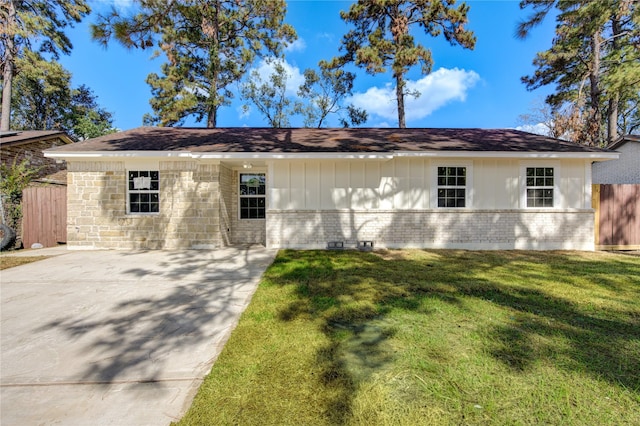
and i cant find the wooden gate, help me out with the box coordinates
[22,186,67,248]
[593,184,640,250]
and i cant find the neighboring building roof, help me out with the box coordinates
[33,170,67,186]
[606,134,640,150]
[0,130,74,146]
[45,127,617,159]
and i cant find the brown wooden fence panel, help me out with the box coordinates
[595,184,639,249]
[22,186,67,248]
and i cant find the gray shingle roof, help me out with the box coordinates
[1,130,73,146]
[607,134,640,150]
[46,127,613,154]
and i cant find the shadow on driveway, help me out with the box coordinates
[0,245,277,425]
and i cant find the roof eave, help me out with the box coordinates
[394,150,620,160]
[192,152,394,160]
[44,151,395,160]
[2,131,74,147]
[44,150,620,161]
[45,150,620,161]
[607,134,640,150]
[44,150,193,159]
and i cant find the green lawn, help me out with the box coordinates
[0,255,46,270]
[177,250,640,425]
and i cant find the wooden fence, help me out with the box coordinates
[592,184,640,250]
[22,186,67,248]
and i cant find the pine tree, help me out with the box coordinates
[93,0,296,128]
[519,0,639,146]
[330,0,475,128]
[0,0,90,131]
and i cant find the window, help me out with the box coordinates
[128,170,159,213]
[526,167,554,207]
[239,173,265,219]
[437,166,466,208]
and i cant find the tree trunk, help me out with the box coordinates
[1,58,13,131]
[607,16,622,144]
[396,74,405,128]
[588,32,602,146]
[1,0,17,131]
[207,105,217,128]
[206,0,219,128]
[607,95,618,144]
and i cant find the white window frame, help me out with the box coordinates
[238,171,266,220]
[430,161,473,209]
[126,170,160,214]
[520,161,561,209]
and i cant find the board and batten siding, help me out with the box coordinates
[269,158,592,211]
[266,157,595,250]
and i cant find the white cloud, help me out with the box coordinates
[317,33,335,42]
[253,58,305,96]
[374,121,392,128]
[95,0,135,12]
[285,38,306,53]
[349,68,480,123]
[515,123,552,136]
[349,83,398,121]
[239,59,305,120]
[237,104,250,119]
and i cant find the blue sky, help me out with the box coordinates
[59,0,558,131]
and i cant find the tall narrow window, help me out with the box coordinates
[526,167,554,207]
[128,170,159,213]
[437,167,466,208]
[239,173,266,219]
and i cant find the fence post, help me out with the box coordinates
[592,184,600,247]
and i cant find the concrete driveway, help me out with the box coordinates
[0,246,277,425]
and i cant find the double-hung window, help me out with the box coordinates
[239,173,266,219]
[525,167,554,207]
[437,166,467,208]
[128,170,159,213]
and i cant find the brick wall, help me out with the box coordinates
[66,161,222,249]
[1,137,69,178]
[219,164,233,245]
[228,168,266,245]
[266,209,595,250]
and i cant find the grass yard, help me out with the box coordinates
[178,250,640,426]
[0,255,46,270]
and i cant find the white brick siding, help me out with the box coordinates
[266,209,595,250]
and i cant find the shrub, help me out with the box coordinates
[0,158,41,230]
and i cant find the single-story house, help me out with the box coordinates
[44,127,618,251]
[592,135,640,184]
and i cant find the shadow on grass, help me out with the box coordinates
[267,249,640,423]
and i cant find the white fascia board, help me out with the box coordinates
[44,151,193,159]
[191,152,394,160]
[393,150,620,160]
[45,149,619,162]
[45,150,392,161]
